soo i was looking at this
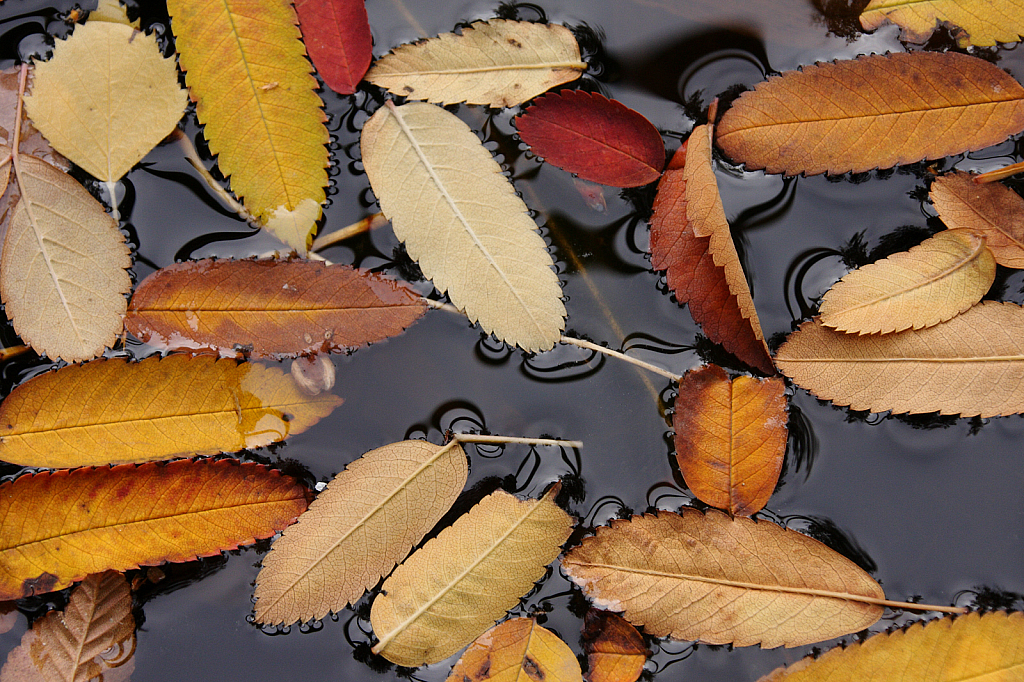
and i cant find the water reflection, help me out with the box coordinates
[778,513,877,573]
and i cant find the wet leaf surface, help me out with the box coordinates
[445,618,581,682]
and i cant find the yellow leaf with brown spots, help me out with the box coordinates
[446,618,582,682]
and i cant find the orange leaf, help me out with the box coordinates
[0,459,311,600]
[673,365,787,516]
[583,610,647,682]
[931,172,1024,268]
[126,259,427,359]
[445,618,582,682]
[649,138,774,374]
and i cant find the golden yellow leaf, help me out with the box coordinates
[166,0,329,254]
[860,0,1024,47]
[361,102,565,352]
[88,0,139,26]
[365,19,586,107]
[759,611,1024,682]
[0,571,135,682]
[445,618,582,682]
[583,610,647,682]
[0,154,131,363]
[370,486,574,666]
[819,229,996,335]
[0,353,342,468]
[717,52,1024,176]
[931,171,1024,268]
[24,20,186,183]
[776,301,1024,417]
[562,508,884,648]
[254,440,468,625]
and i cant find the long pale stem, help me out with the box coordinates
[311,212,388,251]
[560,335,681,382]
[453,434,583,449]
[172,128,251,220]
[975,161,1024,184]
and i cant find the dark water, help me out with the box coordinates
[1,0,1023,680]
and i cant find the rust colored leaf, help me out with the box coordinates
[515,90,665,187]
[0,459,311,600]
[931,171,1024,268]
[717,52,1024,176]
[673,365,787,516]
[583,610,647,682]
[295,0,372,95]
[445,618,582,682]
[649,139,774,374]
[125,259,427,359]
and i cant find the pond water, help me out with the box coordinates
[0,0,1022,680]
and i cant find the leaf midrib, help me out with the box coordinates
[379,62,586,77]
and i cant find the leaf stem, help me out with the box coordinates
[420,297,465,315]
[974,161,1024,184]
[560,335,681,382]
[172,128,251,220]
[452,434,583,449]
[310,212,388,252]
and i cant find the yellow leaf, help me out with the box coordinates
[819,229,996,335]
[370,486,574,666]
[166,0,328,254]
[0,155,131,363]
[759,611,1024,682]
[88,0,140,27]
[24,20,186,182]
[365,19,586,107]
[860,0,1024,47]
[254,440,468,625]
[0,353,342,468]
[583,610,647,682]
[361,102,565,351]
[562,508,884,648]
[445,618,582,682]
[776,301,1024,417]
[931,171,1024,268]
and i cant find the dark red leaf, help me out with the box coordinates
[295,0,372,95]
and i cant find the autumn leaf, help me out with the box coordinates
[818,229,996,335]
[0,459,311,600]
[649,138,774,374]
[370,485,574,666]
[0,68,65,167]
[562,508,884,648]
[931,171,1024,268]
[673,365,787,516]
[254,440,468,625]
[125,258,427,359]
[717,52,1024,176]
[515,90,665,187]
[365,19,586,107]
[295,0,372,95]
[859,0,1024,47]
[759,611,1024,682]
[0,154,132,363]
[361,101,565,352]
[0,571,135,682]
[0,353,342,468]
[775,301,1024,417]
[445,618,581,682]
[583,610,647,682]
[166,0,329,254]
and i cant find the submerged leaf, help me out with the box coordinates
[859,0,1024,47]
[0,68,65,167]
[583,610,647,682]
[445,618,581,682]
[931,172,1024,268]
[0,460,311,600]
[295,0,372,95]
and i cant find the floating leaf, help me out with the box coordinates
[515,90,665,187]
[562,508,884,648]
[717,52,1024,176]
[649,138,774,373]
[254,440,468,625]
[126,259,427,359]
[24,19,186,183]
[759,611,1024,682]
[0,68,65,167]
[295,0,372,95]
[0,571,135,682]
[166,0,328,253]
[445,618,581,682]
[0,154,131,363]
[859,0,1024,47]
[931,171,1024,268]
[819,229,996,335]
[365,19,585,107]
[0,354,342,468]
[371,485,574,666]
[776,301,1024,417]
[361,101,565,352]
[583,610,647,682]
[674,365,787,516]
[0,459,311,600]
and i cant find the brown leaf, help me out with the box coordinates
[0,68,67,168]
[673,365,787,516]
[583,610,647,682]
[649,138,774,374]
[717,52,1024,176]
[445,618,582,682]
[931,172,1024,268]
[125,259,427,359]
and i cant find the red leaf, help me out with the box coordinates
[295,0,372,95]
[515,90,665,187]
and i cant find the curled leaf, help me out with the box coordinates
[859,0,1024,47]
[445,618,581,682]
[931,171,1024,268]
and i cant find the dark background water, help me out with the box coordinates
[0,0,1022,680]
